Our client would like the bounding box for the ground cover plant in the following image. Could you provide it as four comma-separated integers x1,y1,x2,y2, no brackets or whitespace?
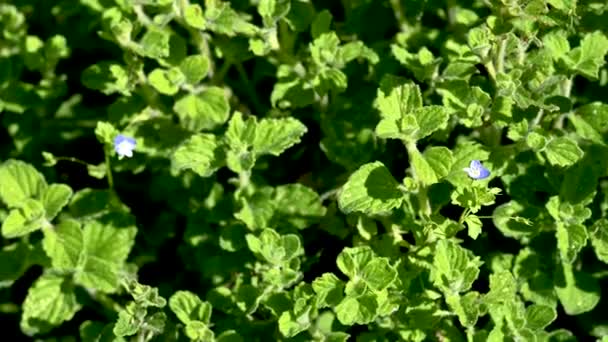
2,0,608,340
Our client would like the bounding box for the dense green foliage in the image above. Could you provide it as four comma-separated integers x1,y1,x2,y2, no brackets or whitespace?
2,0,608,340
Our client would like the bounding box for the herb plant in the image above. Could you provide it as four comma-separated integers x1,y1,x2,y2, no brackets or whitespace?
1,0,608,341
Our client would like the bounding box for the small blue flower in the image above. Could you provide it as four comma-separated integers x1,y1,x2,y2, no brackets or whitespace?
463,160,490,180
114,134,136,158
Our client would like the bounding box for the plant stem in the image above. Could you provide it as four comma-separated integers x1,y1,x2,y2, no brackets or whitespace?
239,170,251,189
458,208,471,225
52,156,90,167
404,140,432,217
495,37,507,75
104,148,114,190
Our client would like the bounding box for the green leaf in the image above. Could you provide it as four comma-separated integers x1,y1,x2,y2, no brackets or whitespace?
42,219,83,270
374,75,448,141
235,187,275,230
590,219,608,264
138,28,170,59
180,55,209,84
556,223,587,263
311,10,332,38
2,201,47,239
216,330,244,342
568,114,604,144
183,4,206,29
576,102,608,133
526,131,548,150
258,0,291,26
335,295,377,325
42,184,72,220
41,151,57,167
225,112,257,150
0,242,33,288
360,258,397,292
81,62,131,95
0,159,47,208
204,0,258,36
415,106,450,140
252,117,307,156
185,321,214,340
525,304,557,330
246,228,302,265
21,274,81,335
409,147,438,186
272,184,326,229
169,290,212,325
148,68,183,95
432,240,483,293
312,273,345,308
123,279,166,308
464,214,483,240
554,262,600,315
173,87,230,132
423,146,453,179
438,81,491,128
283,1,315,32
113,302,146,337
492,201,538,238
336,246,374,279
374,76,421,140
75,216,137,293
278,308,311,338
94,121,119,145
543,137,583,167
171,133,223,178
543,30,570,60
567,31,608,79
467,26,493,58
392,46,441,82
80,321,126,342
338,161,403,215
225,113,307,171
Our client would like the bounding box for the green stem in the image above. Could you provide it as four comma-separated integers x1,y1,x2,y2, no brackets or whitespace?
51,156,91,167
404,140,431,217
562,77,573,97
458,208,471,225
239,170,251,190
495,37,507,75
214,61,232,84
389,0,406,28
484,60,497,85
104,148,114,190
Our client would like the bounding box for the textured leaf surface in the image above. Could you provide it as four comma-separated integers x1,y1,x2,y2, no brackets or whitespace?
338,162,403,215
21,274,81,335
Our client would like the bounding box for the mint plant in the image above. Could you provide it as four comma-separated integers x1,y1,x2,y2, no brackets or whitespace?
2,0,608,341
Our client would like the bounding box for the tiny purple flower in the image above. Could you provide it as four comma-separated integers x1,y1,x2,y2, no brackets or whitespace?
463,160,490,180
114,134,136,158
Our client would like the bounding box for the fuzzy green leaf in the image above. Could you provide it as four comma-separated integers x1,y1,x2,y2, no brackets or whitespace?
543,137,583,167
173,87,230,132
74,216,137,293
169,291,212,325
43,184,73,220
338,162,403,215
0,159,47,208
172,133,223,177
21,274,81,335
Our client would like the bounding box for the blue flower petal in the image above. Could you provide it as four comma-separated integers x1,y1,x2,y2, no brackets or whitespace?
477,165,490,179
464,160,490,180
114,134,136,158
